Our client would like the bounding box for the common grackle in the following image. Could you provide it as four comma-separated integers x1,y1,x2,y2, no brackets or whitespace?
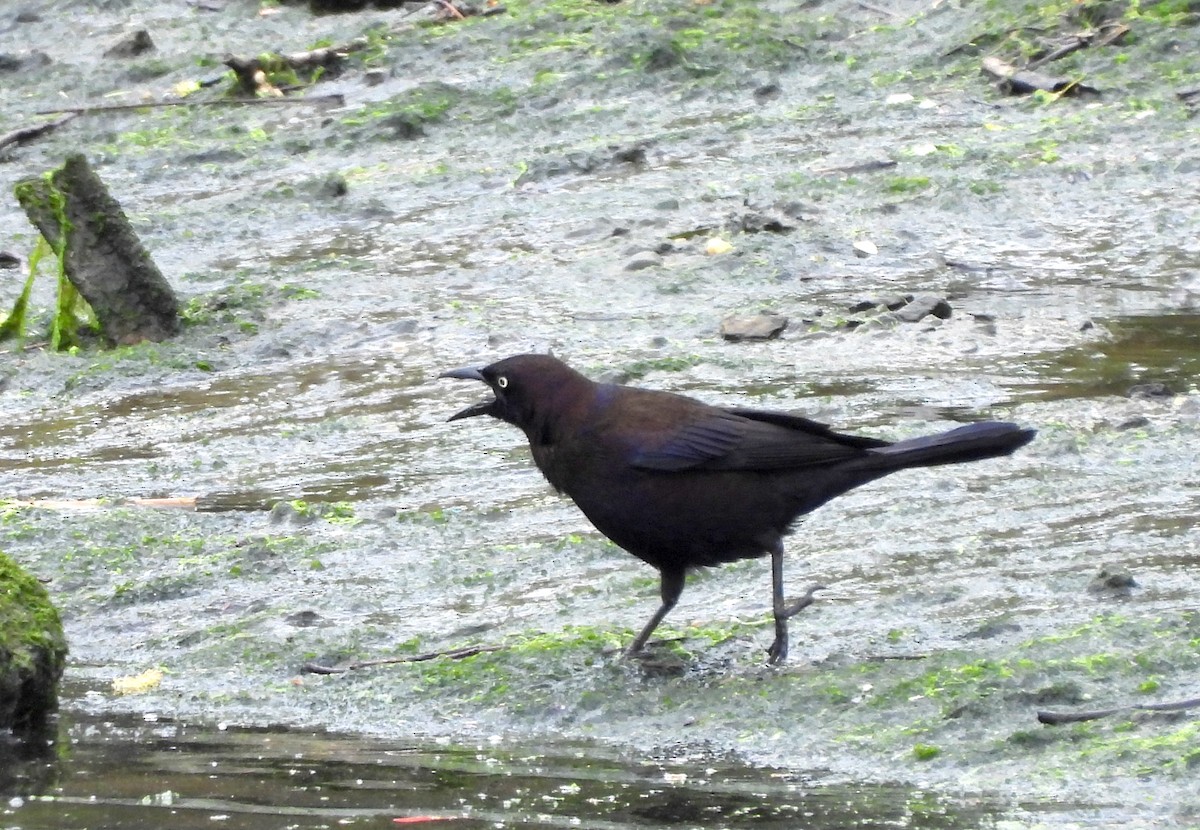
441,354,1034,663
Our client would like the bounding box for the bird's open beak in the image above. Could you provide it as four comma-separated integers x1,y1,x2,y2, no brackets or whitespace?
439,366,496,421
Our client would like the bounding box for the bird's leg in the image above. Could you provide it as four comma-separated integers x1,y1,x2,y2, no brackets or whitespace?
767,541,825,665
625,567,686,658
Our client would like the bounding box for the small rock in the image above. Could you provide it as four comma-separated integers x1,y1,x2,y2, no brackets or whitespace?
364,68,388,86
895,294,952,323
381,113,425,140
643,43,680,71
777,200,818,220
853,239,878,258
856,312,901,330
624,251,662,271
611,144,647,165
879,294,912,311
104,29,155,59
1115,415,1150,431
733,211,793,234
0,50,50,73
720,314,787,341
654,197,680,211
705,238,733,255
1127,382,1173,400
847,299,878,314
971,313,997,336
753,82,782,102
1087,566,1137,598
269,501,317,525
0,251,20,269
286,610,321,627
312,173,349,198
1030,680,1085,705
1175,394,1200,419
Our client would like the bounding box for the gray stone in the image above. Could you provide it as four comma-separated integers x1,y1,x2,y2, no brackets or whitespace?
895,294,952,323
720,314,787,341
1087,566,1137,598
1128,382,1173,400
104,29,155,59
624,251,662,271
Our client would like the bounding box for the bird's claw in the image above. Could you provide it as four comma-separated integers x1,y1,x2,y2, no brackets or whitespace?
767,583,825,664
766,637,787,665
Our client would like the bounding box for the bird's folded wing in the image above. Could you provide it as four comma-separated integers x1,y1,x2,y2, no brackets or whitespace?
628,408,887,472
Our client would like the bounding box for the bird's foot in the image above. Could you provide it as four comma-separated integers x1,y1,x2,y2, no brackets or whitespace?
767,584,826,665
766,635,788,665
624,635,687,661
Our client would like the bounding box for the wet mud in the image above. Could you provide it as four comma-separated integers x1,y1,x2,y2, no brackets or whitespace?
2,0,1199,826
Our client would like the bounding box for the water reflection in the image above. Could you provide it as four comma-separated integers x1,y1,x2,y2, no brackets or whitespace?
2,710,997,829
1017,312,1200,401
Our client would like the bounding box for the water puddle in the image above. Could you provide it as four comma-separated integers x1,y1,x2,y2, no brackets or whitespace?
1,710,1001,830
1015,312,1200,401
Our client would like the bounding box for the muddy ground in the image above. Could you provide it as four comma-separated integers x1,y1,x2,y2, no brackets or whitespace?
1,0,1199,826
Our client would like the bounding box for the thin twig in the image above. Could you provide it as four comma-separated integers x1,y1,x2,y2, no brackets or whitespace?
35,94,345,117
1027,36,1089,71
0,113,78,152
1038,695,1200,725
435,0,466,20
302,644,503,675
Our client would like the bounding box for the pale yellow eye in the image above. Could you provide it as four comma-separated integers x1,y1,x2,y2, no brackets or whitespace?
497,376,509,389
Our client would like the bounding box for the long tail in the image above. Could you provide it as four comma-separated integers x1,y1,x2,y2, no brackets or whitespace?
860,421,1035,472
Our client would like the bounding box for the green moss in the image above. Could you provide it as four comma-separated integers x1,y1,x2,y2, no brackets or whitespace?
913,743,941,761
0,551,66,667
0,550,68,730
8,163,97,350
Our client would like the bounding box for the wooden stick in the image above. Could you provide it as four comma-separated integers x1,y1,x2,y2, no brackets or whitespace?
0,113,78,152
35,94,345,117
9,497,199,511
1038,695,1200,725
1027,35,1090,71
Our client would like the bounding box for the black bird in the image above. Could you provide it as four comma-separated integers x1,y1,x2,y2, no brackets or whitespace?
441,354,1035,663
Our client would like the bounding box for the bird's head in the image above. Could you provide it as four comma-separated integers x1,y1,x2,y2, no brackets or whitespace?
440,354,591,433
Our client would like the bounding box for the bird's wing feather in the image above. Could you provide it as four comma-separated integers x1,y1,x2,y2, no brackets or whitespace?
628,407,889,472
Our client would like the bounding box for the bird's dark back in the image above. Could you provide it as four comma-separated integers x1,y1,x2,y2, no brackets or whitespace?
529,382,887,570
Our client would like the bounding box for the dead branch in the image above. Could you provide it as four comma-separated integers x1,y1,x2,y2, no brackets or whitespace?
225,37,371,95
35,94,345,117
981,55,1098,96
0,113,78,152
1027,35,1091,70
1038,695,1200,725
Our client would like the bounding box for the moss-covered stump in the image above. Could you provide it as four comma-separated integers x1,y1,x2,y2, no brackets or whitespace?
14,153,179,346
0,552,68,736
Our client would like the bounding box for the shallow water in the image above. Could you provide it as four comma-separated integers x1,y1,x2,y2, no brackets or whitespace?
4,708,1003,830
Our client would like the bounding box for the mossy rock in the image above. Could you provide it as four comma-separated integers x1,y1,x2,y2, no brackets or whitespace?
0,551,68,735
